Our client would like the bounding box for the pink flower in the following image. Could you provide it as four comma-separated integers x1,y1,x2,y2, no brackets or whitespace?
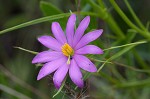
32,14,103,89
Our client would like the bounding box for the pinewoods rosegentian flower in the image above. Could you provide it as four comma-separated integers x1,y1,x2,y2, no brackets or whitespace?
32,14,103,89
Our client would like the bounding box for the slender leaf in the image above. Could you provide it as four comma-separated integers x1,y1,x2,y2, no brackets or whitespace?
0,84,31,99
0,13,70,35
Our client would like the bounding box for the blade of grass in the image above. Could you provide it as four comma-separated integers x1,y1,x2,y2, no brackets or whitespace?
0,13,70,35
110,0,150,40
14,46,38,55
90,57,150,73
103,41,147,51
0,84,31,99
87,0,125,39
124,0,146,30
0,64,49,99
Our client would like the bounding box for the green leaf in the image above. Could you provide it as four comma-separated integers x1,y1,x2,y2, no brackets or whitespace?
40,1,67,30
0,84,31,99
40,1,62,16
109,0,150,39
0,13,70,35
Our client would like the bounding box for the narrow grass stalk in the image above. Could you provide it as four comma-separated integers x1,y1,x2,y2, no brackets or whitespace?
0,64,49,99
110,0,150,40
87,0,125,39
98,44,138,72
124,0,146,30
14,46,38,54
0,13,70,35
0,84,31,99
103,41,147,51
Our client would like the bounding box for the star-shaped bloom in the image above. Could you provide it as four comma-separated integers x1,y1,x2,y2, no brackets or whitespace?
32,14,103,89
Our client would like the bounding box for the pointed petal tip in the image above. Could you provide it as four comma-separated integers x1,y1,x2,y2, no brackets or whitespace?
37,70,46,80
37,35,46,42
100,50,104,54
77,81,84,88
97,48,104,54
55,86,60,90
53,79,61,89
31,60,36,64
37,75,42,80
52,22,58,25
99,29,103,34
84,16,90,23
70,13,76,17
32,56,39,64
54,84,60,90
51,22,59,29
86,16,90,19
90,67,97,72
52,22,60,28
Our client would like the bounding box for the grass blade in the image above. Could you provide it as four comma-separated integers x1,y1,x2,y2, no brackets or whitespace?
0,13,70,35
0,84,31,99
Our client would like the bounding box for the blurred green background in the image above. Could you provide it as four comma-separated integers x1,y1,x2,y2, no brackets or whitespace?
0,0,150,99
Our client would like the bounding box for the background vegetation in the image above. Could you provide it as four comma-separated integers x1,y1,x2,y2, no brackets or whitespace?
0,0,150,99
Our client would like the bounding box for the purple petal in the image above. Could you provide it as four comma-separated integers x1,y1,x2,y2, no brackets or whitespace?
37,56,67,80
73,16,90,47
32,51,63,64
75,45,103,55
53,63,69,89
75,29,103,50
73,55,97,72
38,36,62,51
52,22,67,44
66,14,76,47
69,59,84,88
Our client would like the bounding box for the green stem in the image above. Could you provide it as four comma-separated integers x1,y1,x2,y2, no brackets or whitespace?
87,0,125,39
124,0,146,31
133,49,150,69
103,41,147,51
110,0,150,40
14,46,38,55
0,84,31,99
0,13,70,35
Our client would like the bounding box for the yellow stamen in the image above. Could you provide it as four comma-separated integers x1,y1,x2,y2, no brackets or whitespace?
61,43,74,65
61,43,74,57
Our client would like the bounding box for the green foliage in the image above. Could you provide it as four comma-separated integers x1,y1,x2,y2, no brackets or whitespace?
40,1,62,16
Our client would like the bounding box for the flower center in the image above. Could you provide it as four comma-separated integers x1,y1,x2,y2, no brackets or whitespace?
61,43,74,56
61,43,74,64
